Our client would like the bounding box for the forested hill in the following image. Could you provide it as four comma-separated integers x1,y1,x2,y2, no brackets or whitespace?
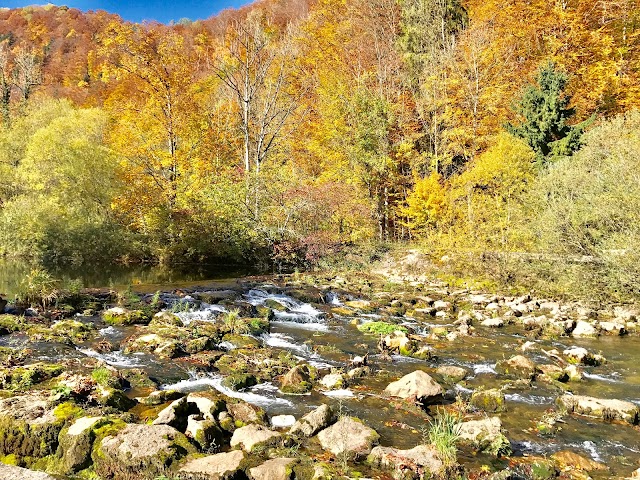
0,0,639,297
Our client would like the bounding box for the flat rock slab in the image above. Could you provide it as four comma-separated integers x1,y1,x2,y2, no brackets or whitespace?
178,450,247,480
289,404,333,437
368,444,444,478
317,416,379,457
249,457,297,480
0,464,58,480
230,424,282,452
0,394,57,425
384,370,443,405
558,395,639,424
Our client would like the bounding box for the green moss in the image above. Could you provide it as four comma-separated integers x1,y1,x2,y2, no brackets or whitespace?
53,402,84,421
91,368,123,389
103,309,151,326
221,373,258,391
0,453,18,465
357,321,408,335
0,363,64,390
0,315,23,335
470,389,506,413
281,380,312,394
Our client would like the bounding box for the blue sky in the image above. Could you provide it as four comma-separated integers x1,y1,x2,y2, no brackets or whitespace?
1,1,253,23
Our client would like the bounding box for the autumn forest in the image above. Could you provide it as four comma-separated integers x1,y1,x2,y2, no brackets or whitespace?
1,0,640,298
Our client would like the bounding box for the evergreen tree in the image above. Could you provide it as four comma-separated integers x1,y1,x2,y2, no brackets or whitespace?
506,62,590,165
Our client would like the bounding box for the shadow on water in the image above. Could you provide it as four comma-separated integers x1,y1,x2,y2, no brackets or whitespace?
0,258,262,298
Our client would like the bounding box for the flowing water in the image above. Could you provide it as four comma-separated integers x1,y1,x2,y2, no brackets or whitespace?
5,275,640,477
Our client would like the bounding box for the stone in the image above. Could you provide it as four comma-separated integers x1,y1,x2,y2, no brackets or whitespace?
139,390,184,406
185,414,226,451
630,467,640,478
458,417,511,456
368,444,445,479
0,464,58,479
563,347,605,366
436,366,468,383
470,388,506,412
571,320,598,337
152,396,190,430
551,450,608,472
227,401,267,426
598,321,626,335
317,416,379,457
230,424,282,452
96,424,195,478
564,364,583,381
319,373,346,390
558,395,639,424
271,415,296,428
433,300,451,311
495,355,537,379
289,404,334,437
384,370,444,405
480,318,504,328
249,457,298,480
538,364,569,382
178,450,247,480
187,391,227,419
280,364,313,394
59,416,105,473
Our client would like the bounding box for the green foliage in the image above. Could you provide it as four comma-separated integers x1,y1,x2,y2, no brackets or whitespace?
424,410,461,466
15,267,59,308
357,321,408,335
506,62,590,165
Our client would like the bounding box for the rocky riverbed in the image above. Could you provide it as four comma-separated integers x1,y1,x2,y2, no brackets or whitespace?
0,272,639,479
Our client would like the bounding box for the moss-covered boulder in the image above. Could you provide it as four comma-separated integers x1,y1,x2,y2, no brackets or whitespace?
458,416,511,457
470,388,506,413
102,307,151,326
317,416,379,458
230,424,282,452
57,416,107,474
178,450,247,480
557,395,639,424
123,333,183,358
495,355,538,379
249,457,298,480
0,363,63,391
221,373,258,391
280,364,313,394
94,423,195,479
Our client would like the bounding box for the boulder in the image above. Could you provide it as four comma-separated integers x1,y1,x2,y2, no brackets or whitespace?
289,404,334,437
481,318,504,328
178,450,247,480
96,424,195,478
558,395,639,424
230,424,282,452
436,366,468,383
470,389,506,412
551,450,608,473
271,415,296,428
185,414,226,451
319,373,346,390
139,390,184,406
58,416,105,473
317,416,379,457
0,464,58,479
152,396,191,430
187,391,226,419
368,444,445,479
598,321,626,335
571,321,598,337
458,417,511,456
227,401,267,426
280,364,313,394
563,347,605,366
495,355,537,379
249,457,298,480
384,370,443,405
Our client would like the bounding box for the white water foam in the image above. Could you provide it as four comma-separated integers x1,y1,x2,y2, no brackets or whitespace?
322,389,356,398
505,393,552,405
99,326,120,337
161,372,293,407
473,363,497,375
173,303,227,326
583,372,622,383
77,348,146,368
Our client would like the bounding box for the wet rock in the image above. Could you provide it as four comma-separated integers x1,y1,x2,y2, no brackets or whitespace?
221,373,258,391
289,404,334,437
249,457,298,480
564,364,583,381
280,364,313,394
562,347,605,366
178,450,247,480
317,416,379,457
230,424,282,452
368,444,445,479
384,370,444,405
152,396,191,430
0,464,58,479
558,395,639,424
571,320,598,337
319,373,346,390
150,311,184,327
598,321,626,335
470,388,506,412
433,300,451,311
96,424,195,478
550,450,608,473
630,467,640,478
495,355,537,379
58,416,105,473
103,307,151,326
436,366,468,383
124,333,182,358
221,334,261,349
96,384,137,411
481,318,504,328
458,417,511,456
139,390,184,406
538,364,569,382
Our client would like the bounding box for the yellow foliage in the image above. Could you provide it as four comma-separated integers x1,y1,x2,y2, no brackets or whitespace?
402,171,446,234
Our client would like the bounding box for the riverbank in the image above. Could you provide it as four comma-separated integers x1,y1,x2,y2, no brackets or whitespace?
0,266,638,479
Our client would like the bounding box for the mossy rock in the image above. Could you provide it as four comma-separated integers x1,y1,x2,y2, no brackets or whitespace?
221,373,258,391
149,311,184,327
221,334,261,350
256,306,276,321
246,317,270,335
91,367,125,390
358,321,408,335
265,299,288,312
0,363,64,391
470,389,506,413
102,308,151,326
184,337,213,354
0,315,24,335
121,369,157,389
